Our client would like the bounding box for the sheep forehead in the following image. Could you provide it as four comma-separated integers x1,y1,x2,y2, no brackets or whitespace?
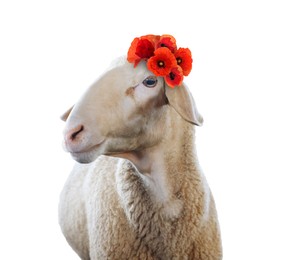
108,57,154,86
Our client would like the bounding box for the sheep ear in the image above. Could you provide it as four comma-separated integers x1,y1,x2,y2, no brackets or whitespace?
165,83,203,126
60,106,74,122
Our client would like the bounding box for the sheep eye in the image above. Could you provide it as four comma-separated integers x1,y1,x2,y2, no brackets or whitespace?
143,76,157,88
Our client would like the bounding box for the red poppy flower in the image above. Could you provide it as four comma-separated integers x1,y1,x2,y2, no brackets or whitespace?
174,47,192,76
128,34,193,88
165,66,184,88
127,36,157,67
147,47,177,76
142,34,160,46
135,38,155,59
157,35,177,53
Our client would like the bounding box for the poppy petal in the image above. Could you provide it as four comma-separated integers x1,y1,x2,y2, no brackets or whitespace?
127,37,141,66
147,47,177,76
135,39,155,59
174,48,193,76
157,35,177,53
165,66,184,88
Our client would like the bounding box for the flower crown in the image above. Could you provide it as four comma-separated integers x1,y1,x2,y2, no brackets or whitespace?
127,34,192,88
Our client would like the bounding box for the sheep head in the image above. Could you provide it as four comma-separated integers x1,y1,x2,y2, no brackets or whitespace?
62,59,203,164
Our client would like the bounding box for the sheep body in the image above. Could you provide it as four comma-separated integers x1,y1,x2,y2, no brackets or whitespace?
59,60,222,259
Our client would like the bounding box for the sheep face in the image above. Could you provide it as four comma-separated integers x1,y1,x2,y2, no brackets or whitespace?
62,60,168,163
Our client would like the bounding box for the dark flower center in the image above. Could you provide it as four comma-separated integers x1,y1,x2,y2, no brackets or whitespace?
177,57,182,64
169,72,175,80
157,61,164,67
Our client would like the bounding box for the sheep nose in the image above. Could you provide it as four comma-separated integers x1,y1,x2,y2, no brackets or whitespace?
63,124,85,151
68,125,84,141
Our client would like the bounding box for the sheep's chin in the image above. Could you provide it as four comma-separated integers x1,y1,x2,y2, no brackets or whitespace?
70,147,104,164
70,151,97,164
68,140,108,164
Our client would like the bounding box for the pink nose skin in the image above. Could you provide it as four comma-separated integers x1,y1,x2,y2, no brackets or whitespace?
64,124,85,152
69,125,84,141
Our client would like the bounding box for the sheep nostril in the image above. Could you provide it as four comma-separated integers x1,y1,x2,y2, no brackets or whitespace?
70,125,84,141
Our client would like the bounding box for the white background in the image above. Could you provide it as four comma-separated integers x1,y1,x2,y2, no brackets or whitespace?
0,0,284,259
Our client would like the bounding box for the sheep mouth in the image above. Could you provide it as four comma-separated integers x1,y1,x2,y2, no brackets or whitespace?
69,140,106,164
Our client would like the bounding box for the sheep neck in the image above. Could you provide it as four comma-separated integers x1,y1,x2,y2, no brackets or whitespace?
114,111,203,257
116,109,199,219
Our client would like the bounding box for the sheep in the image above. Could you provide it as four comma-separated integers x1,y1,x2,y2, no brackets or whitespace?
59,55,222,259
